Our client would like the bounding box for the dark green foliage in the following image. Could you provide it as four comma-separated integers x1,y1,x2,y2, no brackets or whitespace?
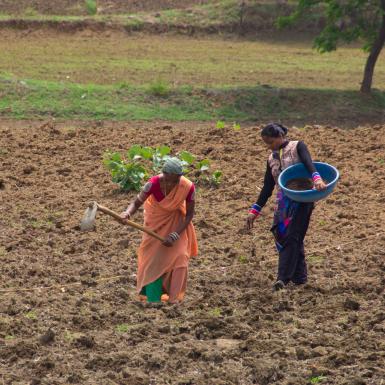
103,145,222,191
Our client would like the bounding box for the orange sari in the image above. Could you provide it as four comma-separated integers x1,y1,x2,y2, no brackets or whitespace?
137,176,198,300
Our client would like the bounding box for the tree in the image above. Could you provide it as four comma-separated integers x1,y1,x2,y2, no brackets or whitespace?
278,0,385,93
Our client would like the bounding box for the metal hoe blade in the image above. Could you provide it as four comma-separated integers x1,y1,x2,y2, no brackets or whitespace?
80,201,98,231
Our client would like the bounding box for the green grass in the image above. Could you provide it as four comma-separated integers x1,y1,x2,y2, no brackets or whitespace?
147,80,171,97
23,7,39,18
0,13,96,21
154,0,244,26
1,34,383,90
0,0,320,34
0,0,290,27
85,0,97,16
0,24,384,124
1,76,385,123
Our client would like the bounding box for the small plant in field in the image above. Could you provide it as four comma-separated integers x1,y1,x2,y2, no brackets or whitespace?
103,151,148,191
196,159,209,172
378,158,384,164
180,156,222,188
85,0,97,15
179,150,196,170
103,145,223,192
64,330,74,342
4,335,14,340
116,323,130,333
198,168,222,188
64,330,85,342
308,255,324,264
147,80,171,97
238,255,248,264
319,219,326,226
309,375,327,384
216,120,225,129
200,258,210,265
233,122,241,131
211,170,222,187
29,218,54,229
210,307,222,317
25,311,37,320
23,7,39,17
117,82,131,90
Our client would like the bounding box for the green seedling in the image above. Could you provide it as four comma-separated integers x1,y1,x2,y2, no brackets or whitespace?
309,375,327,384
239,255,248,264
216,120,225,129
210,307,222,317
25,311,37,320
115,323,130,333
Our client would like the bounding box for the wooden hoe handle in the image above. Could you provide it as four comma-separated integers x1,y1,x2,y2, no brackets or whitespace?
96,204,165,242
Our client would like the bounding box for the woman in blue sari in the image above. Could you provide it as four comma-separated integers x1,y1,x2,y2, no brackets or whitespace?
246,123,326,291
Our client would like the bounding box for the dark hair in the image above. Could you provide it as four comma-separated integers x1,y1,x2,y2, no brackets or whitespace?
261,123,288,138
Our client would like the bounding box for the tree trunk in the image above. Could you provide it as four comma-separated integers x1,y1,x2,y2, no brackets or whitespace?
361,0,385,93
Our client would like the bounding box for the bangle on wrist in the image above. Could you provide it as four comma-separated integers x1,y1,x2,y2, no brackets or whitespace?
249,203,261,216
169,232,180,242
312,172,321,182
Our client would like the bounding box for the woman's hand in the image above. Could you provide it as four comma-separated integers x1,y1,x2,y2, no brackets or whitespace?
162,237,174,247
246,213,257,230
163,232,179,247
314,179,327,191
120,210,131,223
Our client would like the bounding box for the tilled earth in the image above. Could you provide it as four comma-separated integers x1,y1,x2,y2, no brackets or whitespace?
0,120,384,385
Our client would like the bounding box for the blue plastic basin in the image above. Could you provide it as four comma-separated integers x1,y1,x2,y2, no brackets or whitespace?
278,162,339,203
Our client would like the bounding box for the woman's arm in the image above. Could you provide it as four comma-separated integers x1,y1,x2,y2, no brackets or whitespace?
176,200,195,235
120,181,152,219
255,161,275,209
297,141,327,190
121,196,144,219
297,141,317,174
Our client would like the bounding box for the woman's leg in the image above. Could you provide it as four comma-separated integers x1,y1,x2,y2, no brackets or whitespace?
277,238,302,284
168,267,187,303
292,242,307,285
144,276,163,303
277,202,313,285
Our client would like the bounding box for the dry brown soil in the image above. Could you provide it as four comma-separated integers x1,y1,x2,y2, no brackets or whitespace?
0,120,384,384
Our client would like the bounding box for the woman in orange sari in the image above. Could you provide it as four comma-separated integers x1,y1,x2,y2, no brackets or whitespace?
121,158,198,304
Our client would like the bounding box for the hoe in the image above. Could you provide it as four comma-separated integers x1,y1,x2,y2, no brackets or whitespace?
80,201,165,242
